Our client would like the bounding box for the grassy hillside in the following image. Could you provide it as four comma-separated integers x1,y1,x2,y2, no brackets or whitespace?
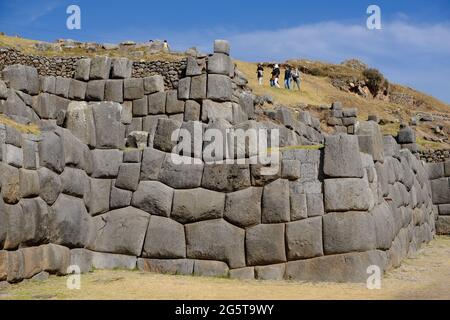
235,60,450,149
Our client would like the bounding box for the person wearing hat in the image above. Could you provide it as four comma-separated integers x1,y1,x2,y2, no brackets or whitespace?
257,64,264,86
271,64,281,88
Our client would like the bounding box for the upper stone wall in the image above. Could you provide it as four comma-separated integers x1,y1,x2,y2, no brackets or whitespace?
0,47,186,89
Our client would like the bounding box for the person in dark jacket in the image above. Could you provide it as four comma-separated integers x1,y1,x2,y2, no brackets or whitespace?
257,64,264,86
284,66,292,89
271,64,281,88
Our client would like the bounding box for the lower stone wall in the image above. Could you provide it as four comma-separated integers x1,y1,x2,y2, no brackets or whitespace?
425,161,450,234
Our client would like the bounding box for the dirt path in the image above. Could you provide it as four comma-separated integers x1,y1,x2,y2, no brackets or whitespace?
1,236,449,300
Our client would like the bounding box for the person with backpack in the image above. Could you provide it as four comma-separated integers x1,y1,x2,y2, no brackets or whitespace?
292,67,301,90
257,64,264,86
272,64,281,88
284,66,292,89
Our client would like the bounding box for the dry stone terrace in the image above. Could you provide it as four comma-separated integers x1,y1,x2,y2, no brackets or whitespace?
0,40,448,284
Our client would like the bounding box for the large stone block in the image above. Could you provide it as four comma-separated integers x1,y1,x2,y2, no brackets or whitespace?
171,188,225,223
208,53,232,75
254,264,285,281
224,187,262,227
104,80,124,103
148,91,167,114
229,267,255,280
262,179,290,223
65,101,96,147
110,182,132,209
20,198,50,246
436,216,450,235
74,58,91,81
186,219,245,268
144,75,165,94
324,178,372,212
3,203,24,249
207,74,232,102
4,144,23,168
158,153,204,189
142,216,185,258
286,217,323,260
115,163,141,191
92,101,123,149
166,90,185,114
86,178,111,216
306,193,324,217
87,207,149,256
111,57,132,79
131,181,173,217
193,260,229,278
426,162,444,180
356,121,385,162
184,100,201,121
185,56,202,76
89,56,111,80
214,40,230,55
38,167,61,205
189,74,207,100
323,135,363,178
152,118,182,153
140,147,165,180
201,100,233,123
430,178,450,204
61,129,90,171
41,244,70,275
0,163,20,204
68,79,87,100
323,211,376,254
124,78,144,100
60,167,88,198
177,77,191,100
19,169,39,198
132,96,148,116
397,126,416,144
90,149,122,178
49,194,90,248
202,163,251,192
86,80,106,101
39,131,65,173
285,250,387,283
290,191,308,221
137,258,194,275
6,250,24,283
2,65,39,95
246,224,286,266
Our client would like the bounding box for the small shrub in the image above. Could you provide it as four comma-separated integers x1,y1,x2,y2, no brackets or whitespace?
363,68,385,95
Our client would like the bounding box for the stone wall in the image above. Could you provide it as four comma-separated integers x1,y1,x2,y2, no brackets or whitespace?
0,40,441,284
425,161,450,235
0,47,186,89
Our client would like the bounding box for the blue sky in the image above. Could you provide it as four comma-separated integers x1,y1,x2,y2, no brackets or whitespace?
1,0,450,103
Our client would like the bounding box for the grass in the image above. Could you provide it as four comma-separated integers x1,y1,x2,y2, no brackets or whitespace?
0,114,40,135
1,236,449,300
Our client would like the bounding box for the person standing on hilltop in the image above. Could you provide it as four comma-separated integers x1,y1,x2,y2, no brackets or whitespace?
257,64,264,86
292,67,301,90
272,64,281,88
163,40,170,52
284,66,292,89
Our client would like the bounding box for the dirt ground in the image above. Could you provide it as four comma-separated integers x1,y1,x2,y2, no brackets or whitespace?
1,236,449,300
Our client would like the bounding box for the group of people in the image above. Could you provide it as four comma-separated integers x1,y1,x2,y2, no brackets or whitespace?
257,64,301,90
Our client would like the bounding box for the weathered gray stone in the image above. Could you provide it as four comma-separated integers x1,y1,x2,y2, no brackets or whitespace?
194,260,229,277
39,76,56,94
324,178,372,212
224,187,262,227
323,211,376,254
426,162,444,180
281,160,301,180
438,204,450,215
207,74,232,101
39,131,64,173
262,179,290,223
229,267,254,280
137,258,194,275
92,101,123,149
2,65,39,95
6,250,24,283
3,203,24,249
37,167,61,205
4,144,23,168
246,224,286,266
444,161,450,177
142,216,185,258
109,182,132,209
139,147,164,180
111,57,132,79
68,79,87,100
208,53,232,75
356,121,385,162
132,96,148,116
185,56,202,76
159,154,204,189
285,250,387,283
148,91,166,114
89,56,111,80
290,191,307,221
189,74,207,100
65,101,96,147
430,178,450,204
166,90,185,114
121,101,132,124
19,169,39,198
123,149,141,163
49,194,90,248
397,126,416,144
86,178,111,216
20,197,49,246
171,188,225,223
90,149,122,178
124,78,144,100
324,135,364,178
115,163,141,191
202,163,251,192
184,100,201,121
306,193,324,217
239,92,255,119
74,58,91,81
201,100,233,123
131,181,173,217
55,76,71,98
254,264,285,281
87,207,149,256
436,216,450,235
214,40,230,55
186,219,245,268
138,76,163,97
152,118,181,152
60,168,88,198
286,217,323,260
104,79,124,103
41,243,70,275
177,77,191,100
